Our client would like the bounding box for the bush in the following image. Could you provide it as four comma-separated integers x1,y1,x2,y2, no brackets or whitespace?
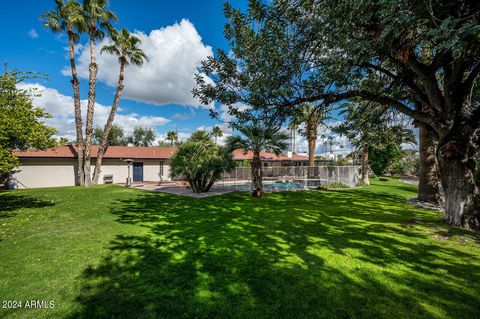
170,131,235,193
390,150,419,176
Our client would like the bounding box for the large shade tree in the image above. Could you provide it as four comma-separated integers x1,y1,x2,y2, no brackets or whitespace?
127,126,156,147
226,122,289,198
92,124,127,146
42,0,86,185
92,27,146,184
0,70,57,179
195,0,480,228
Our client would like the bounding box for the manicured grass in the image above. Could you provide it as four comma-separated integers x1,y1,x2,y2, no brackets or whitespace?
0,180,479,318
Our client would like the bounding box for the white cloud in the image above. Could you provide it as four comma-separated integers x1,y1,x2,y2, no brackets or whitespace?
67,19,213,108
28,29,39,39
18,83,169,141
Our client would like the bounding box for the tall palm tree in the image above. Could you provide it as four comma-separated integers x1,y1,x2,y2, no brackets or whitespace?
211,126,223,144
166,130,178,146
42,0,86,185
287,121,297,153
294,104,325,167
82,0,118,186
92,28,146,184
226,123,288,198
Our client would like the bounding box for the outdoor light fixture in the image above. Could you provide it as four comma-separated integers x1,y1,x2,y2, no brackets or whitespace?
123,159,134,187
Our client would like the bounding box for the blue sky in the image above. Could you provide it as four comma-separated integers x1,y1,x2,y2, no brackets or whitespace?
0,0,249,143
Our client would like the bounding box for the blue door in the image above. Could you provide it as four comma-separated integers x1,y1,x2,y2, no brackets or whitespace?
133,162,144,182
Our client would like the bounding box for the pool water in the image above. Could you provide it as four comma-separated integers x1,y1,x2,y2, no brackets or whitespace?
222,180,322,192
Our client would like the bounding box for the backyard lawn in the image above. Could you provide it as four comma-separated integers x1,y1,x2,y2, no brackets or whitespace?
0,180,479,319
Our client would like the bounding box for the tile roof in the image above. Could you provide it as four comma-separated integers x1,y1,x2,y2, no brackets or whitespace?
231,149,308,161
13,145,308,161
13,145,177,159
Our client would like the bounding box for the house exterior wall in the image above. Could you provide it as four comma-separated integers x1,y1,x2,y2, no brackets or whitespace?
97,159,171,184
13,158,77,189
14,158,171,189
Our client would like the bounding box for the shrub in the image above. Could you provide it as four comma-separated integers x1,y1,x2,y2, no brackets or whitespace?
170,131,235,193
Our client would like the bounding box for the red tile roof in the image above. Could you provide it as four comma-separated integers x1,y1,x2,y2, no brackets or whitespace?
231,149,308,161
13,145,177,159
13,145,308,162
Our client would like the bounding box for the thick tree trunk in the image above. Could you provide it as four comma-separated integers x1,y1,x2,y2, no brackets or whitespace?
361,144,370,185
437,140,480,229
251,153,263,198
83,28,98,187
68,29,85,186
92,60,126,184
417,125,440,203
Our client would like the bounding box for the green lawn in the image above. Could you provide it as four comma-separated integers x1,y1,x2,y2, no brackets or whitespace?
0,180,479,319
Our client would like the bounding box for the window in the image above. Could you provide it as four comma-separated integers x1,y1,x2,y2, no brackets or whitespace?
159,161,164,176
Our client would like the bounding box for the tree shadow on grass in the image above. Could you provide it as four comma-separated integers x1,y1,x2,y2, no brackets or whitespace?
70,190,480,318
0,192,55,217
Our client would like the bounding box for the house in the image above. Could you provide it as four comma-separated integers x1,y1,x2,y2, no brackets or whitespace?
12,145,308,189
232,150,309,167
12,145,175,189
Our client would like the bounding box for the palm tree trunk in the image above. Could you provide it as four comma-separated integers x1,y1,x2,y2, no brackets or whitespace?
92,59,126,185
307,126,317,179
83,27,98,186
251,152,263,198
68,28,85,186
417,125,440,203
361,144,370,185
307,129,316,167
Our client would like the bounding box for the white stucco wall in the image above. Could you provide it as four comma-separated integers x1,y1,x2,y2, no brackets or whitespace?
14,158,171,189
13,158,77,189
97,159,171,184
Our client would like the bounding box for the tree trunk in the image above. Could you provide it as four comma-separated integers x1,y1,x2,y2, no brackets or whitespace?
307,126,317,179
83,28,98,187
251,153,263,198
437,150,480,228
417,125,440,203
307,131,316,167
92,59,126,185
68,28,85,186
361,144,370,185
205,179,215,192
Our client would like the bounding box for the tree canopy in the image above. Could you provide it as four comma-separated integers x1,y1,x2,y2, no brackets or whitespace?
194,0,480,228
0,70,57,175
126,126,156,147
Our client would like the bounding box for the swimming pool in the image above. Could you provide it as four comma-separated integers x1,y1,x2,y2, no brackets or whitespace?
221,180,322,192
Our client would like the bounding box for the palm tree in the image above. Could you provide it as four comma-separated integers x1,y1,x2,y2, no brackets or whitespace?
42,0,86,185
287,121,297,153
294,104,325,167
211,126,223,144
82,0,118,186
166,130,178,146
226,123,288,198
92,28,146,184
170,131,235,193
